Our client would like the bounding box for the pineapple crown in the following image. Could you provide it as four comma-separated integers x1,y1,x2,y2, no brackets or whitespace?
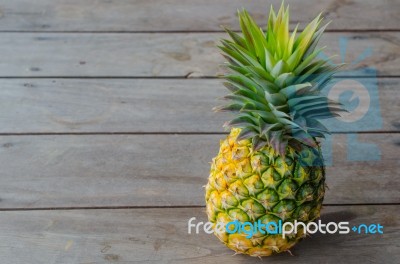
215,3,345,155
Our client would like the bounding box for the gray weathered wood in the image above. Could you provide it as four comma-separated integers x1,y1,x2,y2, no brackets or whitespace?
0,0,398,32
0,134,398,208
0,78,397,133
0,32,397,77
1,1,397,263
0,206,397,263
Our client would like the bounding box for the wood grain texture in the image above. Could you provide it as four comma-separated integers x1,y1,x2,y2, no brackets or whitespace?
0,32,398,77
0,78,397,133
0,0,398,32
0,134,398,208
0,206,397,263
0,1,397,263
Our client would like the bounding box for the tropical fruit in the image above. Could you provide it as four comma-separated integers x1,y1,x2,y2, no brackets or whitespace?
205,3,344,257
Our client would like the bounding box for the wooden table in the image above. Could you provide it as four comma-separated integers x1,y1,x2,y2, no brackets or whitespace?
0,1,399,263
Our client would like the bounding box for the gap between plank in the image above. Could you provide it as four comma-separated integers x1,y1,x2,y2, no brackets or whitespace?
0,29,398,34
0,203,398,211
0,76,397,79
0,131,398,136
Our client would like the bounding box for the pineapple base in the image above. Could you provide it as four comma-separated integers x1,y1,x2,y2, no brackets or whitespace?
205,129,325,257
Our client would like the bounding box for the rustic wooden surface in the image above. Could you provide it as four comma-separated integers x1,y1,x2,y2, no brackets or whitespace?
0,0,399,263
0,78,398,133
0,0,398,31
0,206,398,264
0,133,399,208
0,32,398,77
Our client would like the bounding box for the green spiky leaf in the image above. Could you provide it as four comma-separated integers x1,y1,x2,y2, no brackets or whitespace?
215,3,345,153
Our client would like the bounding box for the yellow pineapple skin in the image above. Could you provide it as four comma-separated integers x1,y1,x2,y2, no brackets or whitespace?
205,129,325,257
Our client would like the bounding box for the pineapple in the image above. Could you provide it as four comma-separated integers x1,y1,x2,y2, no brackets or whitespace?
205,4,344,257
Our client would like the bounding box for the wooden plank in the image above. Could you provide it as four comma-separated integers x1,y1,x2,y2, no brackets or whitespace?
0,134,398,208
0,0,398,31
0,32,397,77
0,206,397,263
0,78,397,133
